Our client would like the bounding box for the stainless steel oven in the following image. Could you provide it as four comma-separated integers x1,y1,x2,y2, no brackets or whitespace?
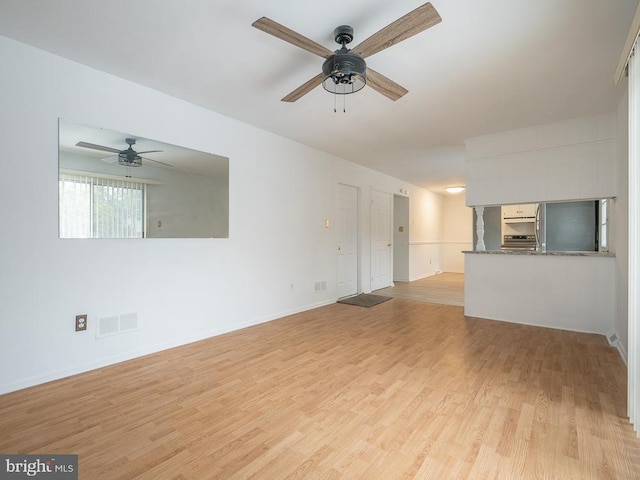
502,234,536,250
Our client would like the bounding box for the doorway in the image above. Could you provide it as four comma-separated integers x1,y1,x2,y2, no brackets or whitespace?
336,183,358,298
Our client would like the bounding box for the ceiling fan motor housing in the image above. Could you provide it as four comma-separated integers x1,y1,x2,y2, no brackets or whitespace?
333,25,354,45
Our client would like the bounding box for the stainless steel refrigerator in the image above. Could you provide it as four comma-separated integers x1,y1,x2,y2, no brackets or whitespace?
543,201,598,252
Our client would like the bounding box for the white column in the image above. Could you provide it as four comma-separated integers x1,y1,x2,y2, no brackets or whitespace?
475,206,486,251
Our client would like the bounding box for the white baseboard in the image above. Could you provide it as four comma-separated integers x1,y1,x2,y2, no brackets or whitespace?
606,330,628,367
617,340,628,367
408,271,438,282
462,309,604,336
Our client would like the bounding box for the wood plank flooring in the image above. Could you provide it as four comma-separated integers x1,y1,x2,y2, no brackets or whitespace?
1,300,639,479
376,272,465,306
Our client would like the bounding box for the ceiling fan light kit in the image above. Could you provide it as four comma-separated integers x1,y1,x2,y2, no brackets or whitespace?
118,155,142,167
252,2,442,103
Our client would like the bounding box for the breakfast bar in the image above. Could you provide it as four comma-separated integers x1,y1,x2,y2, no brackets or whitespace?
463,250,615,334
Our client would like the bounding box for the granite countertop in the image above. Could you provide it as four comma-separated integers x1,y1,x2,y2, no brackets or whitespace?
463,250,615,257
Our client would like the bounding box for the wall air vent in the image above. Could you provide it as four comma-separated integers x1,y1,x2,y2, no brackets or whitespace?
98,316,119,337
119,313,138,332
97,313,139,339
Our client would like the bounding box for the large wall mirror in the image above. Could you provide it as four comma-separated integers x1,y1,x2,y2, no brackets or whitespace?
58,120,229,238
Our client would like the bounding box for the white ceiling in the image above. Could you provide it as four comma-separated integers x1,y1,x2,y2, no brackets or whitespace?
0,0,636,193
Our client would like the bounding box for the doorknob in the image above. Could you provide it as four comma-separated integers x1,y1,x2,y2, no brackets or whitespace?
338,246,341,251
387,243,392,247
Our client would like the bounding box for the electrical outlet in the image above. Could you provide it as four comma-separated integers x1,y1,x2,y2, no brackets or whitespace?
75,314,87,332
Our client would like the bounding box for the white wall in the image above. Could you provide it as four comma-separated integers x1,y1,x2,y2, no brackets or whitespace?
442,193,472,273
407,189,445,280
465,113,617,206
615,88,630,362
463,113,623,338
0,36,443,394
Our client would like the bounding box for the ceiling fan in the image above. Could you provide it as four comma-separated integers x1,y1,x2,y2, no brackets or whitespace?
75,138,172,167
252,2,441,102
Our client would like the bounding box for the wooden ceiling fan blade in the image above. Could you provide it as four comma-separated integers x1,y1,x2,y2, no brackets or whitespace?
144,157,173,167
366,68,408,101
352,2,442,59
76,141,121,154
281,73,323,102
252,17,333,58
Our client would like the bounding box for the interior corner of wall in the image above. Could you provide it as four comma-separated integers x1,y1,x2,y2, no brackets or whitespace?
617,339,629,367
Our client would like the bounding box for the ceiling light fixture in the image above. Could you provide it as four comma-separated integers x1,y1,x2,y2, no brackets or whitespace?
445,186,465,194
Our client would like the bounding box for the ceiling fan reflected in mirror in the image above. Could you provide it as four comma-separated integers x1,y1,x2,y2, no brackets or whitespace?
252,2,442,102
75,138,172,168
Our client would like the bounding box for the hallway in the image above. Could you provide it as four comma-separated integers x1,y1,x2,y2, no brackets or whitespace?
375,272,464,307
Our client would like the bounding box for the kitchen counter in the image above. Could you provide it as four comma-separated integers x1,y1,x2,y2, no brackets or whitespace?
463,250,615,257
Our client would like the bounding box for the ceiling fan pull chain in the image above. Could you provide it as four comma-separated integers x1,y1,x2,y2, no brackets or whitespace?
343,92,346,113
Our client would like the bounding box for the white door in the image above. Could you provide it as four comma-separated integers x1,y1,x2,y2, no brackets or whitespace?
337,184,358,298
371,189,392,291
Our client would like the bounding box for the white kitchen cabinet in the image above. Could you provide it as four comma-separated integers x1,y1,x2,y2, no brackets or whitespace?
502,204,537,222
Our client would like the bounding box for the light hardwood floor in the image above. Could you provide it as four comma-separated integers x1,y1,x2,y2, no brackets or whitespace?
376,272,465,307
1,300,639,479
